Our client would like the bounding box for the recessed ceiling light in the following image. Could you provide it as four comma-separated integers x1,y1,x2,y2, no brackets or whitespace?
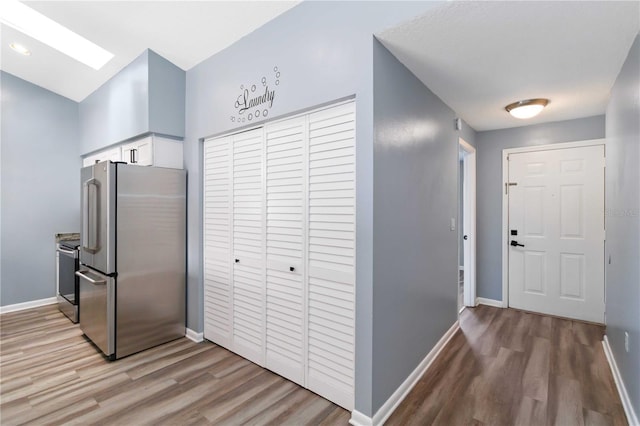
9,42,31,56
0,0,114,69
505,99,549,119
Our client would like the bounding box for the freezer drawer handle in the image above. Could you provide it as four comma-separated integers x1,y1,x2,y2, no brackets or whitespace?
76,270,106,285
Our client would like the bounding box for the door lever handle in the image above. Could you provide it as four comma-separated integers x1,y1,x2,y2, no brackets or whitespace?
510,240,525,247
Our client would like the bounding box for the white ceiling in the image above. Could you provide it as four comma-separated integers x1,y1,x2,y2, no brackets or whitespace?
1,1,638,132
1,1,299,102
378,1,640,131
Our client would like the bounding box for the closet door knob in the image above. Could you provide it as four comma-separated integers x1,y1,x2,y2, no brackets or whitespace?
235,259,240,263
290,266,295,272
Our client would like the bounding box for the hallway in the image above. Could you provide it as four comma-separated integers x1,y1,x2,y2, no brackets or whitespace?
387,305,627,425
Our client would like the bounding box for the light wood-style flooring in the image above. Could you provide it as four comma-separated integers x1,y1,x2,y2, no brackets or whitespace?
1,304,626,425
388,305,627,426
0,305,349,425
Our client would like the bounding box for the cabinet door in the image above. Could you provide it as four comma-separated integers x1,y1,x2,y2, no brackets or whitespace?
231,128,265,365
306,102,355,411
135,137,153,166
121,143,135,164
107,147,121,162
121,137,152,166
264,117,306,385
203,135,233,347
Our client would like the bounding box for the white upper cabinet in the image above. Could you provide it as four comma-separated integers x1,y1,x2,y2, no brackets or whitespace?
83,135,183,169
120,135,183,168
82,146,121,167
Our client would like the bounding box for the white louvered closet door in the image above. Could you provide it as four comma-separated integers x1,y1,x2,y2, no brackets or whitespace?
231,128,265,366
306,102,356,411
203,101,355,412
203,135,232,347
264,117,306,385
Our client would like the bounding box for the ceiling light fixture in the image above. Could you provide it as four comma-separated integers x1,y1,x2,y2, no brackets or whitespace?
505,98,549,119
9,42,30,56
0,0,114,69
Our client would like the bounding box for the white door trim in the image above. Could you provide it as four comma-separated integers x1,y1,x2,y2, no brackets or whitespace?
501,138,605,308
459,138,476,308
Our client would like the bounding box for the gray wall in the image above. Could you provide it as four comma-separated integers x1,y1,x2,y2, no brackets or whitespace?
148,50,186,138
475,116,605,300
79,51,149,154
185,1,442,416
79,49,185,156
372,40,459,411
1,71,80,306
605,33,640,416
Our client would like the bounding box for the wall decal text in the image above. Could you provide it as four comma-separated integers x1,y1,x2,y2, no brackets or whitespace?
231,66,281,123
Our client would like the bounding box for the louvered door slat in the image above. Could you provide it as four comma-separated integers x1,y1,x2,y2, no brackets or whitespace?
203,136,232,347
232,128,265,366
265,117,306,386
307,101,355,411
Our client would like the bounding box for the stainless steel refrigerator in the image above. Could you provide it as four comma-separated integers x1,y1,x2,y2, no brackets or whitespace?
78,161,186,360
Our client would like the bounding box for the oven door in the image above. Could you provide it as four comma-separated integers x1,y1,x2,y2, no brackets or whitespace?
57,245,79,323
57,246,79,304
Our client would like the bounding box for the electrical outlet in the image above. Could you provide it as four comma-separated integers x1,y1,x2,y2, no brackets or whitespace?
625,332,630,352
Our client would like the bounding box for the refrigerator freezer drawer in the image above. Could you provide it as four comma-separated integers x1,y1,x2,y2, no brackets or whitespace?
77,269,115,357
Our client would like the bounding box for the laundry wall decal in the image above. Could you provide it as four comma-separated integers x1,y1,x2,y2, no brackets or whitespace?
231,66,280,123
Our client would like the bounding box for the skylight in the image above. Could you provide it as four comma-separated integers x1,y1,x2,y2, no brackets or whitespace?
0,0,114,70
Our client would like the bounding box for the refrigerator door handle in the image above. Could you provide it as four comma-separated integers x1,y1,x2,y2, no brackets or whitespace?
82,178,100,253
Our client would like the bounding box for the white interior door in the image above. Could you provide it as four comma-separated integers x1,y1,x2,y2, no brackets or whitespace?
264,117,306,385
460,139,476,308
203,135,233,347
202,100,355,412
508,145,605,323
306,102,355,410
231,128,265,365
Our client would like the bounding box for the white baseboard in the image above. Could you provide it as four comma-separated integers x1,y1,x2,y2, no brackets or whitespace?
0,297,57,314
349,410,372,426
185,328,204,343
349,320,460,426
603,335,639,426
475,297,504,308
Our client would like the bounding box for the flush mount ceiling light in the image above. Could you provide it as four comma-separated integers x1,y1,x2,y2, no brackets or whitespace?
9,42,30,56
0,0,114,69
505,98,549,119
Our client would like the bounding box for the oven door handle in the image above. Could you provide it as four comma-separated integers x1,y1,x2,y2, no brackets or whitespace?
75,270,106,285
58,247,77,256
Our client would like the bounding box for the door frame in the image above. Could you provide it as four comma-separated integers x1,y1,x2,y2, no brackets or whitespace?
459,138,476,308
501,138,605,307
